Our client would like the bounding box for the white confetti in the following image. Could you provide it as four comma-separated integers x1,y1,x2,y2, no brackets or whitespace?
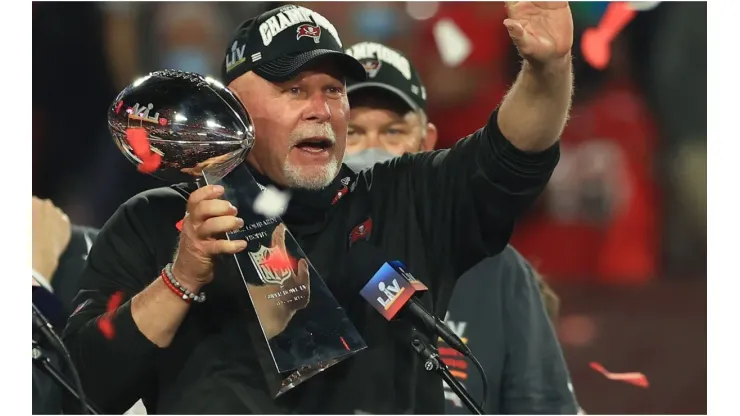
253,185,290,218
433,18,472,68
627,2,661,11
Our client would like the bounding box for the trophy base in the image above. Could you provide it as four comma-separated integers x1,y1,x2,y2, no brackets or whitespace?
275,356,351,398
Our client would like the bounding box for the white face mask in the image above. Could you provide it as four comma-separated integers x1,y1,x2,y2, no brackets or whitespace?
343,148,398,172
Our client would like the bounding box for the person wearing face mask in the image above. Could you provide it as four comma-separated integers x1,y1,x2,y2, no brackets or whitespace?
345,41,580,414
343,43,438,171
152,3,225,77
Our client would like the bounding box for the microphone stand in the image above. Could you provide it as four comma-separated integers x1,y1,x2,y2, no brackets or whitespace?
410,333,484,415
32,303,101,415
32,340,100,415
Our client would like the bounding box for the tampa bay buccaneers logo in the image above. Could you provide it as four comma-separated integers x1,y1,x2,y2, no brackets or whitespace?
296,24,321,43
349,217,373,246
361,58,382,78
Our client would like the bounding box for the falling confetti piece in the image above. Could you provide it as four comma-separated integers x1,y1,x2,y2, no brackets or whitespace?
581,2,637,70
107,291,124,312
589,361,649,388
97,291,124,340
627,1,661,11
98,319,114,340
125,127,162,174
138,155,162,174
253,185,290,218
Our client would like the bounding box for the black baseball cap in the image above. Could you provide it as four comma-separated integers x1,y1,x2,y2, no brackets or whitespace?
221,5,367,85
345,42,427,112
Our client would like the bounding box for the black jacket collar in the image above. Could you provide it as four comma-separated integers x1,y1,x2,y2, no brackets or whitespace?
247,164,356,232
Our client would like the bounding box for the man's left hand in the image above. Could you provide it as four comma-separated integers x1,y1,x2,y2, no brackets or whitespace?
504,2,574,66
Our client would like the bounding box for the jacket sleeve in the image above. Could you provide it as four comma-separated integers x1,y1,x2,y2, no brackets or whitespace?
402,108,560,277
62,194,162,414
500,249,579,414
52,225,100,313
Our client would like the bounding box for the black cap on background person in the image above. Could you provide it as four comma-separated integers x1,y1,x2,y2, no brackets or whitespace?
221,4,367,85
345,41,428,112
343,42,437,172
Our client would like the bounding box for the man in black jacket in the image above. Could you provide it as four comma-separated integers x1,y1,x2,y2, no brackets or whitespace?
343,41,578,414
64,3,574,414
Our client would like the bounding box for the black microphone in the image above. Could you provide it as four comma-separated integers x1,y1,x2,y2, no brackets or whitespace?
347,242,472,357
32,303,60,345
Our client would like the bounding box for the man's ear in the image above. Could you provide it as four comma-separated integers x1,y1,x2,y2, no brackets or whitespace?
422,122,438,151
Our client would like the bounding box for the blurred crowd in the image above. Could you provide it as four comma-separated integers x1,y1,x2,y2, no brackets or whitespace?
32,2,706,413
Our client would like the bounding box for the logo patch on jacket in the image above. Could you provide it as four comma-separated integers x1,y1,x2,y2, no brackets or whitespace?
349,217,373,246
332,176,352,205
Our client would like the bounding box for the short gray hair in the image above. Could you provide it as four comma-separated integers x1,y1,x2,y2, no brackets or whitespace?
417,109,428,139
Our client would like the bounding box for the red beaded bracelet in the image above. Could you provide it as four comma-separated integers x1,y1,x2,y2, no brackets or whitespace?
160,264,206,304
161,269,191,303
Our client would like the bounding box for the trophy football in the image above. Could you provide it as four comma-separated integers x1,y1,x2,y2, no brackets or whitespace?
107,70,366,397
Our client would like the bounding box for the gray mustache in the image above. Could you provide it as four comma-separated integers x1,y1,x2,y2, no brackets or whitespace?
289,124,336,146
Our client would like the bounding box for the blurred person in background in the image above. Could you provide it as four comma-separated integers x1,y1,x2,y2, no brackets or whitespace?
295,2,415,52
410,2,517,150
32,197,99,414
642,2,706,278
344,40,578,414
509,13,660,284
62,2,574,413
32,2,116,225
101,1,280,88
151,2,226,76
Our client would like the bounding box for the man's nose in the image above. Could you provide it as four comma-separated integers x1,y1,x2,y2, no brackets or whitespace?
363,131,381,148
303,93,331,123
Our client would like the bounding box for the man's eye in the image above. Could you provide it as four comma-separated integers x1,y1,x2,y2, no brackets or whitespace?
289,87,301,95
327,86,344,96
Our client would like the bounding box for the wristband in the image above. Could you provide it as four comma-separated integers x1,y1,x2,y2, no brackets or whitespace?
161,263,206,303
